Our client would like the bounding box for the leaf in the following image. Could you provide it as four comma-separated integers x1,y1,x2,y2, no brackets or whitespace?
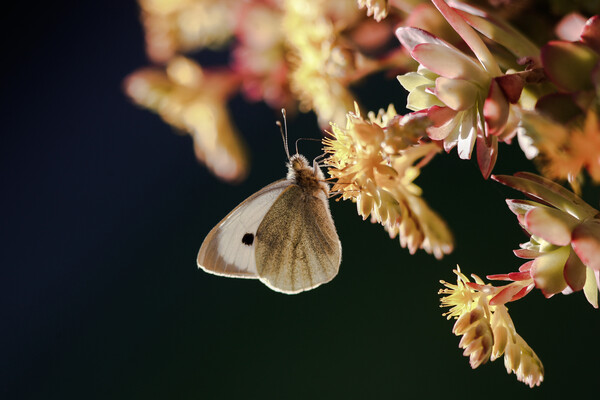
492,173,598,220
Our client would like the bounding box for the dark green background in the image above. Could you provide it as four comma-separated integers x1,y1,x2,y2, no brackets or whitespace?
2,1,598,398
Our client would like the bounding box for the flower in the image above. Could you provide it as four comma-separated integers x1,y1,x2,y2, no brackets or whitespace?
493,172,600,307
124,57,249,182
324,104,453,258
519,109,600,192
231,1,294,109
440,267,544,387
283,0,359,127
542,15,600,93
517,15,600,189
453,304,493,369
138,0,239,62
395,0,539,178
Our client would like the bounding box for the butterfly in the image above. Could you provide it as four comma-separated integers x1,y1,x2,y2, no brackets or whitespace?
197,117,341,294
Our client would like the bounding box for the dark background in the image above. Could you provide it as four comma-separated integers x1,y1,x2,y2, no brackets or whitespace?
2,1,598,399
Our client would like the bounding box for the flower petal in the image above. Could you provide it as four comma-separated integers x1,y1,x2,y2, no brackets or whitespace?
519,261,534,272
510,284,534,302
555,13,587,41
563,248,587,291
582,267,599,308
581,15,600,53
531,246,570,297
495,74,524,104
524,206,580,246
430,0,502,76
426,106,459,140
397,71,433,91
457,110,477,159
476,130,497,179
571,219,600,270
443,122,460,152
411,43,489,83
406,85,446,111
541,41,599,92
490,284,523,305
484,79,509,135
508,271,532,281
505,199,540,217
435,77,479,111
395,26,454,53
513,248,543,259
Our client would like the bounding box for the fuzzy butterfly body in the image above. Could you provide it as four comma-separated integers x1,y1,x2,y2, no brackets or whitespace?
197,154,341,294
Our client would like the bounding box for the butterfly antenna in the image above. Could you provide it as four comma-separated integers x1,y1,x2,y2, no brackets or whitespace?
312,152,327,165
294,137,322,156
276,108,291,160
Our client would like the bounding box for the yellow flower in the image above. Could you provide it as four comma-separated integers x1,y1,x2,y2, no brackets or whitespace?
490,306,544,388
439,267,482,319
138,0,238,62
440,267,544,387
124,57,248,182
283,0,360,127
453,305,493,369
324,104,453,258
519,110,600,191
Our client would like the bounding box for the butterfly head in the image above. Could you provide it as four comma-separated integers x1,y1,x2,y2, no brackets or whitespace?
287,154,329,195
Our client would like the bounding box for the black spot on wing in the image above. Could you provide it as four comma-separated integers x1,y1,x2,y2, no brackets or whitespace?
242,233,254,246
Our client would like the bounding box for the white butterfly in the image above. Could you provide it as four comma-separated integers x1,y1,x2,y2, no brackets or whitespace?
197,132,342,294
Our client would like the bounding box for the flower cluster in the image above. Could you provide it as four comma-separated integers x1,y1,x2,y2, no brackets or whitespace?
440,267,544,387
324,104,453,258
493,172,600,307
138,0,238,63
440,171,600,386
126,0,600,388
125,0,402,181
516,15,600,192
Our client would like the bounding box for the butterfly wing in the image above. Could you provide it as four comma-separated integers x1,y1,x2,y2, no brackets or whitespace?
197,180,291,279
255,185,342,294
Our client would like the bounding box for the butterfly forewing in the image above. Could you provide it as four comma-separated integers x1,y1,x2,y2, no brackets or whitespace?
255,185,341,294
197,180,290,278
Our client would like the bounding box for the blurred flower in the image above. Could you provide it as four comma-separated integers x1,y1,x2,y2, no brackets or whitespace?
324,104,453,258
232,1,294,109
542,15,600,93
232,0,296,111
554,12,589,42
493,172,600,307
138,0,239,63
517,14,600,189
519,109,600,191
283,0,360,127
124,57,248,182
440,267,544,387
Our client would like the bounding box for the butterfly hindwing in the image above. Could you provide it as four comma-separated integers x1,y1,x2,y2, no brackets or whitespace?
197,180,291,278
255,184,341,293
